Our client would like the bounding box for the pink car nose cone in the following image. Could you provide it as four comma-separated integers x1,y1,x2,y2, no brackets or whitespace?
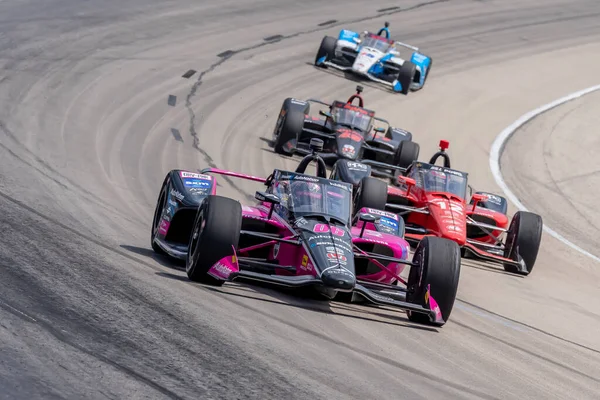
321,268,355,292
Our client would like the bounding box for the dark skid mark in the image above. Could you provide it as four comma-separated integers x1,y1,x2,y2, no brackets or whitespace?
378,6,401,12
457,298,600,355
263,34,283,42
184,0,449,199
217,50,235,58
453,320,600,384
170,128,183,142
181,69,196,79
318,19,338,27
167,95,177,107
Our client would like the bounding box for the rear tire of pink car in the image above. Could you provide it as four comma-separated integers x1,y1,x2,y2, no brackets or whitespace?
406,236,461,326
186,195,242,285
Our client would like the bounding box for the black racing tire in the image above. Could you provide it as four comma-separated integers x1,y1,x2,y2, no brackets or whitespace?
273,98,306,155
315,36,337,67
150,175,169,255
186,195,242,285
503,211,543,276
470,191,508,215
406,237,461,326
394,140,420,170
354,176,387,214
397,61,417,95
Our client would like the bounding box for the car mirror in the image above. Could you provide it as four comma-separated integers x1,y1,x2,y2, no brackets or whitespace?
319,110,332,118
470,193,487,212
255,191,280,218
374,127,386,133
398,176,416,196
358,213,378,237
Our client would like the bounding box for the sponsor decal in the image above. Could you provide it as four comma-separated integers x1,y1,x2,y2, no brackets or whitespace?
273,243,280,259
379,217,398,228
158,219,170,235
366,230,383,238
367,208,398,220
342,144,356,156
211,262,233,279
308,235,352,250
180,171,212,180
291,98,307,105
189,187,209,195
313,224,345,237
294,217,308,227
363,237,387,245
301,255,308,267
430,165,464,177
168,199,178,207
482,193,502,205
170,189,185,202
329,181,351,191
293,175,319,182
184,179,211,187
327,252,347,264
346,161,368,171
325,246,345,255
330,268,354,277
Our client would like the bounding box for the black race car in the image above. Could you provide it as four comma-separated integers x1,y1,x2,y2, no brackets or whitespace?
270,85,420,185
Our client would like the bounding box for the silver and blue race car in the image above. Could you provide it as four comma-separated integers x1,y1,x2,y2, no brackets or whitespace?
314,22,432,95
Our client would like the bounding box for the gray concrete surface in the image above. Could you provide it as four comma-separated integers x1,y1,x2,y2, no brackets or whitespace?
1,0,600,399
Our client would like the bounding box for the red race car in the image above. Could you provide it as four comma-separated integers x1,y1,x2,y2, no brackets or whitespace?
346,140,543,276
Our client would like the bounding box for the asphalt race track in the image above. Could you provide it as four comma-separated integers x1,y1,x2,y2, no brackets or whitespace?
1,0,600,399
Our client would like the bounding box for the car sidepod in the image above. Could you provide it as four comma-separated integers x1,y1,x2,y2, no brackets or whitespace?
351,209,409,284
409,52,432,89
152,169,217,258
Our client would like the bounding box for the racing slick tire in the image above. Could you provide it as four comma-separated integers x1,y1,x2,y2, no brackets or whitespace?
272,98,308,155
394,140,420,169
354,176,387,213
397,61,417,95
150,175,170,255
502,211,543,276
406,236,461,326
314,36,337,67
186,195,242,285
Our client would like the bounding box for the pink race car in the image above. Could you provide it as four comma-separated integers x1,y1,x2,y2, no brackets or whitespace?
150,140,461,326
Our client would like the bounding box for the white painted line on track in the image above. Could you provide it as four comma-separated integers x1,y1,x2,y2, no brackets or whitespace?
489,84,600,264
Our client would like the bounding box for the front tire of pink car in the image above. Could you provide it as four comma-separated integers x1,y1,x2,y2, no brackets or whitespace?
406,236,461,326
186,195,242,286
